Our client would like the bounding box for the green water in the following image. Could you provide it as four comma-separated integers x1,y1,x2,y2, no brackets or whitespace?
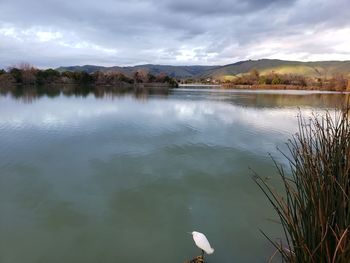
0,88,348,263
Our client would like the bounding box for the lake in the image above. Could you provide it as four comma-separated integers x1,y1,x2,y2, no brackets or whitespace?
0,87,348,263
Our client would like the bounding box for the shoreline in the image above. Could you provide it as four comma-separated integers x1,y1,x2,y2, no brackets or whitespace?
179,84,350,92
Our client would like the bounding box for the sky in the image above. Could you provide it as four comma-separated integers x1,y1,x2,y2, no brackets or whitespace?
0,0,349,68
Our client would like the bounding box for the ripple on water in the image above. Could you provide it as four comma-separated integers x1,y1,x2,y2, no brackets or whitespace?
0,90,348,263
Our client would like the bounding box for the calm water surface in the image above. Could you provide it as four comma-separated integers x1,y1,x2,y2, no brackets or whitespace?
0,88,348,263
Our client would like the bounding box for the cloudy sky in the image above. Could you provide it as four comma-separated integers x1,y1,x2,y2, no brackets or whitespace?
0,0,349,68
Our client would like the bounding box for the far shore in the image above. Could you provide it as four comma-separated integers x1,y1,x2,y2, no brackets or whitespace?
179,83,350,92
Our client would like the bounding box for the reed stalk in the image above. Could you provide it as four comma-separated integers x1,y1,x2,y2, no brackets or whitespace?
255,109,350,262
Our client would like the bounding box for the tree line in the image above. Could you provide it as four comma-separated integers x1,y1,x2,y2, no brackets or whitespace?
0,64,178,87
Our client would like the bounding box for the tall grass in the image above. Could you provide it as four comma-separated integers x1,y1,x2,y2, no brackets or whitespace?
255,110,350,262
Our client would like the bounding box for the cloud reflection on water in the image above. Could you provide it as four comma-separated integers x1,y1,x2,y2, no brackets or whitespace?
0,89,348,263
0,93,312,133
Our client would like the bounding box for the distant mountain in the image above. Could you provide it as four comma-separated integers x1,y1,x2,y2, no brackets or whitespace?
57,59,350,80
56,64,217,78
56,65,105,74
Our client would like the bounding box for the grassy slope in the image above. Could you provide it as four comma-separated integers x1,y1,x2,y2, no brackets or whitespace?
57,59,350,80
200,59,350,80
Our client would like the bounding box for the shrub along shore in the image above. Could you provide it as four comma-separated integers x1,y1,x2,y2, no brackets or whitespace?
183,69,350,91
0,64,178,88
224,69,350,91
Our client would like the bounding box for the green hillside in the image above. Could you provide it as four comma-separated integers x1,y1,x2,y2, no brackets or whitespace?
200,59,350,80
57,59,350,80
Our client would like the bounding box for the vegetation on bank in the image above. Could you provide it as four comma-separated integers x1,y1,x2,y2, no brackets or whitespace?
0,64,178,88
179,68,350,91
255,110,350,262
180,69,350,91
222,69,349,91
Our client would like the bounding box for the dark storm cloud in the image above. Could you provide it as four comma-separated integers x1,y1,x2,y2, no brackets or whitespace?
0,0,349,68
165,0,295,15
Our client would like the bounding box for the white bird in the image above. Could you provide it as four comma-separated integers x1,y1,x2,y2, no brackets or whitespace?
190,231,215,256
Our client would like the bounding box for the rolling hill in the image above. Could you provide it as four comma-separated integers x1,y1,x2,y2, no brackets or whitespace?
199,59,350,80
56,64,217,78
57,59,350,80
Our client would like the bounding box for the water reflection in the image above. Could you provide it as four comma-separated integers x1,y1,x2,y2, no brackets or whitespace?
0,85,169,103
0,88,349,263
172,88,350,109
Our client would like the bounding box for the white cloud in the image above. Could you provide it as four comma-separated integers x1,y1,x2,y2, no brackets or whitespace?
35,30,62,42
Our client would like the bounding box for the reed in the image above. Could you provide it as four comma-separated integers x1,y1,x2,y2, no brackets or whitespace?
255,109,350,262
